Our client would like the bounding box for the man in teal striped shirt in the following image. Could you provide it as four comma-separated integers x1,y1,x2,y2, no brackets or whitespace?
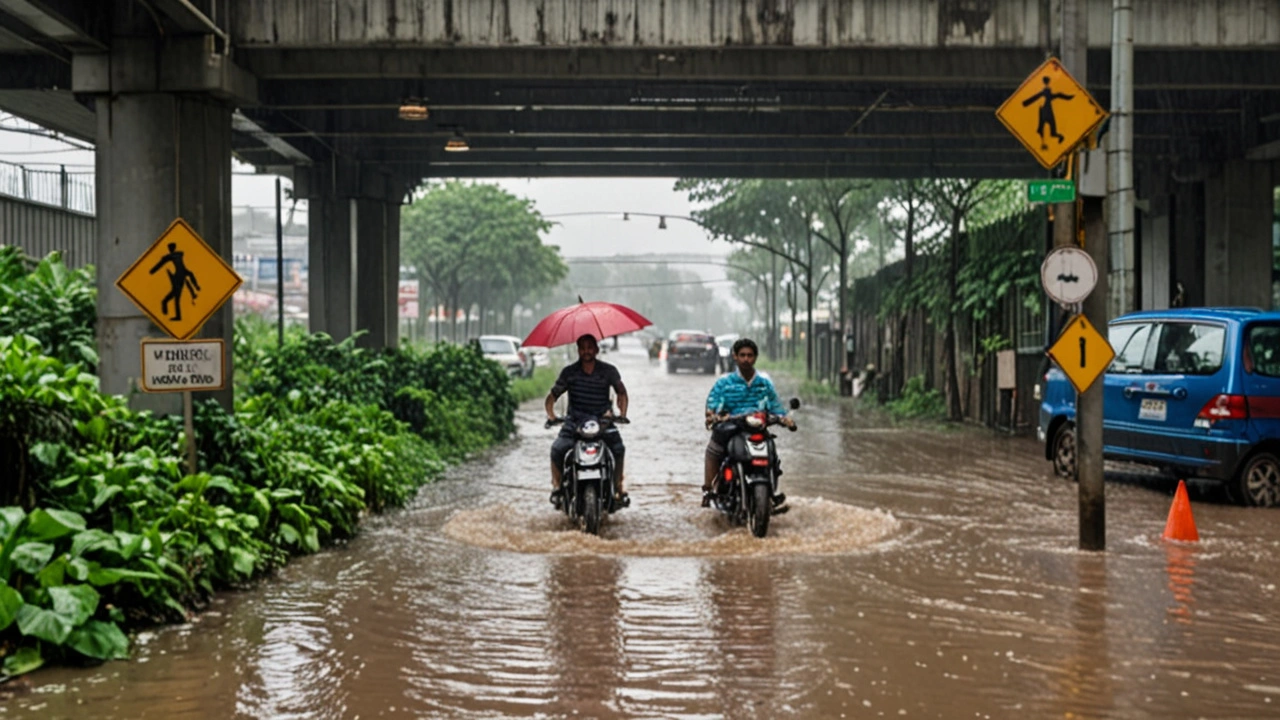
702,338,793,506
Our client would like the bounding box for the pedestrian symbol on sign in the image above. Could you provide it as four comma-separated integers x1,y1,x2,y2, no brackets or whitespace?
115,218,243,340
1021,76,1074,150
149,242,203,321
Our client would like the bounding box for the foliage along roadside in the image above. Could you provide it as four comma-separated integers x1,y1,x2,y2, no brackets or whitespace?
0,253,525,678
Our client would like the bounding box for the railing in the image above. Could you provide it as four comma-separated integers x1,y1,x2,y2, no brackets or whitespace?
0,160,95,215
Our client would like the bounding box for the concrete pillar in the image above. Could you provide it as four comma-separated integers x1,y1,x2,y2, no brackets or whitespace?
1139,172,1171,310
304,190,355,340
1171,181,1205,307
298,163,401,348
354,196,389,348
92,93,233,414
1204,160,1273,308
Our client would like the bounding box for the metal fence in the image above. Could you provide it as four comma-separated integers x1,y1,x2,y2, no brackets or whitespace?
0,160,95,215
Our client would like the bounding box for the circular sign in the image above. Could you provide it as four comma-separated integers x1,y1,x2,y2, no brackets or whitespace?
1040,247,1097,306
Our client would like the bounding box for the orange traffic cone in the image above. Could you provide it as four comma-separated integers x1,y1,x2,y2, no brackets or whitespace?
1162,479,1199,542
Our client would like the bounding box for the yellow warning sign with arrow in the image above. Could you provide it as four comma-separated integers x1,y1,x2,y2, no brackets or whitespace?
115,219,242,340
1047,314,1115,394
996,57,1108,169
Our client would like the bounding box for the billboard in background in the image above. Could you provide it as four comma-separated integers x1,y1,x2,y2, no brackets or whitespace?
399,279,419,320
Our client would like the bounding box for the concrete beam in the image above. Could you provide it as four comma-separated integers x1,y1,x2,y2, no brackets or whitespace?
0,0,106,51
73,36,257,105
148,0,228,41
415,161,1033,180
0,51,67,87
239,46,1046,83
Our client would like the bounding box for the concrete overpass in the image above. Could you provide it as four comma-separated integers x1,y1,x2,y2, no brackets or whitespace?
0,0,1277,410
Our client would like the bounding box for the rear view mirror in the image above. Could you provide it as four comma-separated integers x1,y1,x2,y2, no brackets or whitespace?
789,398,801,410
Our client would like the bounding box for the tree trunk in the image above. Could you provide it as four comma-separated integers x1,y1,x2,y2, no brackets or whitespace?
945,212,963,421
769,253,779,360
805,282,816,380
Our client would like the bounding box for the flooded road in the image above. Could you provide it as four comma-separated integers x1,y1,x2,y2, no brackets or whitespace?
8,342,1280,719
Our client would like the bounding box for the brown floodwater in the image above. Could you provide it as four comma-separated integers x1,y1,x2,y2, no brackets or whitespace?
6,342,1280,719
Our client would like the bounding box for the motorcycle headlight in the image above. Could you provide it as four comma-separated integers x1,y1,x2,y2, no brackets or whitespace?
579,420,600,438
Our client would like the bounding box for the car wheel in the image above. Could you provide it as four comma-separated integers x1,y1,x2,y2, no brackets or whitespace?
1230,452,1280,507
1051,423,1076,479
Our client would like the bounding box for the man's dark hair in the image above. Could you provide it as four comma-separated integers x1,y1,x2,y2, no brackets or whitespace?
732,338,758,356
576,333,599,350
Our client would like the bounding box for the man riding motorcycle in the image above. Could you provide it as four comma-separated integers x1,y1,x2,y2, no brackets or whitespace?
546,333,630,508
703,337,794,508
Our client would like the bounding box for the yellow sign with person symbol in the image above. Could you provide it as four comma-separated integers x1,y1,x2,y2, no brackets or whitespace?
1047,315,1115,394
115,218,243,340
996,57,1109,169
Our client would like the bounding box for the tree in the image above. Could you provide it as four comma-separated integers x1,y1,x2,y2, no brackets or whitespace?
921,179,1011,421
400,181,563,342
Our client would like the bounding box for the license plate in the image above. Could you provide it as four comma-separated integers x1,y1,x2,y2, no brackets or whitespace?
576,469,602,480
1139,398,1167,422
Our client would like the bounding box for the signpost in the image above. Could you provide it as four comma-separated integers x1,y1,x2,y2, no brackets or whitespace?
995,57,1108,170
116,218,241,477
1046,315,1114,394
140,339,226,393
1040,246,1098,307
1028,179,1076,204
115,218,243,340
998,55,1110,550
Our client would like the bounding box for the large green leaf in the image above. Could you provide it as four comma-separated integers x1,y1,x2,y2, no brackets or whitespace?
65,620,129,660
0,583,23,630
87,567,162,586
15,604,73,644
71,529,119,558
48,584,99,626
25,508,87,541
10,542,55,575
0,507,25,539
229,547,257,578
1,647,44,677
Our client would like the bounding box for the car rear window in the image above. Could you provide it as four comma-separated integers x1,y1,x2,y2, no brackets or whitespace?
1152,322,1225,375
479,338,514,354
674,334,712,343
1246,324,1280,377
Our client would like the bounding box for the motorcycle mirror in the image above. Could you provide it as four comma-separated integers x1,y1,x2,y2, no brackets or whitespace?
789,397,801,410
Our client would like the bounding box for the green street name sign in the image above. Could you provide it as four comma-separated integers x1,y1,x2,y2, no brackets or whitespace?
1028,179,1077,204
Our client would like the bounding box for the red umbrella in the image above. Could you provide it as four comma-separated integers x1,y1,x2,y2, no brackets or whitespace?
522,299,653,349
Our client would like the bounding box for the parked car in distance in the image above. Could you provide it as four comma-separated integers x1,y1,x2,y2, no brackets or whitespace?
1038,307,1280,506
667,330,720,374
489,334,542,376
715,333,739,373
478,335,531,378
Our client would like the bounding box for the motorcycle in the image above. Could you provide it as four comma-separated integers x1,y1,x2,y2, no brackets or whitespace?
708,398,800,538
546,414,629,535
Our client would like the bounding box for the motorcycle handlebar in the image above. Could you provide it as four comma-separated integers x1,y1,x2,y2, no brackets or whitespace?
709,413,797,431
545,415,630,429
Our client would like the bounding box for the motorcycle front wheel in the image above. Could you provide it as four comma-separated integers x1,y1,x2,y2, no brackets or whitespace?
582,483,602,535
748,482,771,538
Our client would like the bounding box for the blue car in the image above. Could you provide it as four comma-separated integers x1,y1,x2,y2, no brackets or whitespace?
1038,308,1280,507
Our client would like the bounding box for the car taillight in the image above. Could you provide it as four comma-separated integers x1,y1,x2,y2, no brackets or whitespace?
1196,394,1249,423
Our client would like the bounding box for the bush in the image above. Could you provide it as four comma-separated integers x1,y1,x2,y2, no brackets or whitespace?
0,248,96,368
884,375,947,420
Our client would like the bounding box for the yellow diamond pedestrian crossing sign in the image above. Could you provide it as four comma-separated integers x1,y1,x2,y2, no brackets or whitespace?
1047,315,1115,394
115,218,242,340
996,57,1108,169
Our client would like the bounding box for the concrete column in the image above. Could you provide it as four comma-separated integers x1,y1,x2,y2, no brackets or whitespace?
1139,172,1171,310
1203,160,1273,308
304,190,354,340
354,196,389,348
94,93,233,413
1171,181,1205,307
385,189,403,348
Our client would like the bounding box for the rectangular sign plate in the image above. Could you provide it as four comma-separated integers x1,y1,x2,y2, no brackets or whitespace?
140,339,226,392
1028,179,1077,204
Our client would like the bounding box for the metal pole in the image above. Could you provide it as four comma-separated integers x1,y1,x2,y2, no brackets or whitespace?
276,176,284,348
183,390,197,477
1079,196,1109,550
1109,0,1135,317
